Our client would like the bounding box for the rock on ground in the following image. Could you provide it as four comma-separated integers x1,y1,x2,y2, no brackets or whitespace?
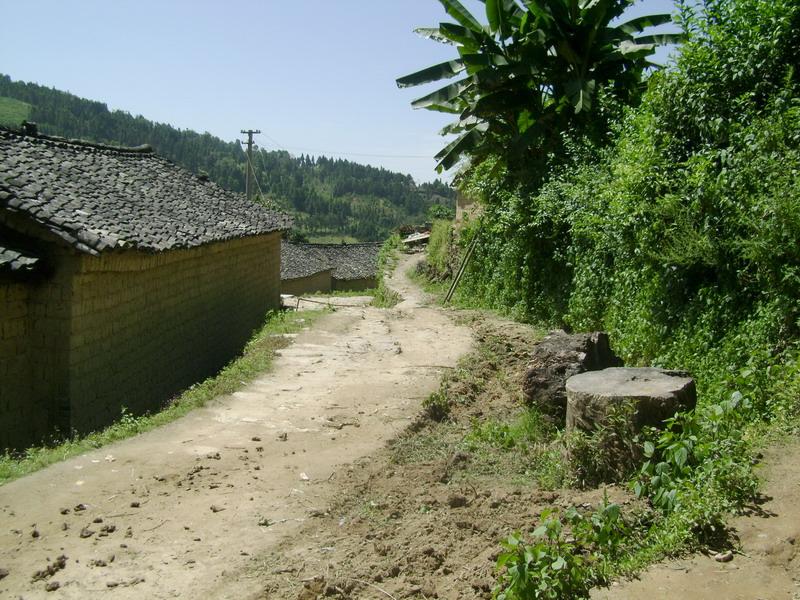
522,331,622,424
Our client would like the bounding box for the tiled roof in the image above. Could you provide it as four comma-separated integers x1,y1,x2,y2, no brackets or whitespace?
313,243,382,280
0,245,39,272
0,128,292,255
280,241,330,280
280,242,382,282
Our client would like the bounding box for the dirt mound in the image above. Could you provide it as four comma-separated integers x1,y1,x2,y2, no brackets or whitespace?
250,315,635,599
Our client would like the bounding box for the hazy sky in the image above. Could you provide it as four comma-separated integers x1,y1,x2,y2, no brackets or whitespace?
1,0,677,183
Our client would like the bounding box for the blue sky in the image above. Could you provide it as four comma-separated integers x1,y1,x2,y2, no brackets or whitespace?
1,0,677,182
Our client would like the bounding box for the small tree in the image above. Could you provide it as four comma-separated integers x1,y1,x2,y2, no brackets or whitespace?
427,203,456,221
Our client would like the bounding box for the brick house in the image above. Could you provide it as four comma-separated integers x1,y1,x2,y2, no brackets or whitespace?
280,242,382,295
0,127,291,450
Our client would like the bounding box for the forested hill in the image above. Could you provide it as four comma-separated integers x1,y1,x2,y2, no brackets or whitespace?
0,75,454,241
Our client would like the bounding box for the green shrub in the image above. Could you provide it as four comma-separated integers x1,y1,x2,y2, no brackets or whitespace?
372,233,402,308
451,0,800,589
494,499,627,600
422,388,450,421
634,392,758,515
426,219,455,279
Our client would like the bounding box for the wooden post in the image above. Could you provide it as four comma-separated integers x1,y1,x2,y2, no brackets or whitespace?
444,228,480,304
240,129,261,202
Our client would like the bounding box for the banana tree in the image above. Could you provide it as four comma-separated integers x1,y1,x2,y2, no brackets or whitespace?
397,0,683,174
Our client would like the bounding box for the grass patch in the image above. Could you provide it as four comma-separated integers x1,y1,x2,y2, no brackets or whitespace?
0,96,31,127
406,264,449,300
0,309,324,485
391,320,572,489
390,419,463,465
460,409,572,489
372,233,402,308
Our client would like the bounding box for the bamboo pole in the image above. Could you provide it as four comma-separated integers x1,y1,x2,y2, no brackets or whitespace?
444,229,480,304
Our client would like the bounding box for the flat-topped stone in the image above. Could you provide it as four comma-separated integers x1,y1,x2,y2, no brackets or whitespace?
566,367,696,434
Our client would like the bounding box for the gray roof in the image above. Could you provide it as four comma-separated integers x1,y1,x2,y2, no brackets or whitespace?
280,241,330,280
0,128,292,255
281,242,382,282
0,245,39,272
314,243,382,280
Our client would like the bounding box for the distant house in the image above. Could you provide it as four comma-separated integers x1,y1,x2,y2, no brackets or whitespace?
280,241,332,296
280,242,382,295
316,243,382,291
0,126,291,450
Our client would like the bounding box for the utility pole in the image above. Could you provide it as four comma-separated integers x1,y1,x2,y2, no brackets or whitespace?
240,129,260,202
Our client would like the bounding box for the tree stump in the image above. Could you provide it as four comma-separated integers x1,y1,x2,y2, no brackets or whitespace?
522,331,622,425
565,367,696,435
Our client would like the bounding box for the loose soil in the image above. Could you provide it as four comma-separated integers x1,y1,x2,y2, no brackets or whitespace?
593,440,800,600
2,252,798,599
249,313,634,600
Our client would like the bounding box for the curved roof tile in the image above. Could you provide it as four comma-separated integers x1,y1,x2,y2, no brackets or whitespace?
312,243,382,280
280,242,330,280
0,245,39,272
0,128,292,254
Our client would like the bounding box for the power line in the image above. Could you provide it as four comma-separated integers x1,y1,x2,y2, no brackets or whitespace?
254,132,435,160
243,149,273,209
240,129,260,201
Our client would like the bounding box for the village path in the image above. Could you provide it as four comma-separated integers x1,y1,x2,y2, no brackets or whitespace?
0,252,474,599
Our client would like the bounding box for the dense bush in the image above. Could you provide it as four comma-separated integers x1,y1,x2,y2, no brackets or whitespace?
449,0,800,587
457,0,800,401
426,219,456,279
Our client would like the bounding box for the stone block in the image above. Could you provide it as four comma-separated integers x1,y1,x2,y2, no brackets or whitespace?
565,367,697,435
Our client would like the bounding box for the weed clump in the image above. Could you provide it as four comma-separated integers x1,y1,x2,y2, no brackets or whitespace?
372,234,402,308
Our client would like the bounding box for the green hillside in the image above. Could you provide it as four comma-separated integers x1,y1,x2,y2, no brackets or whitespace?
0,96,30,127
0,75,454,240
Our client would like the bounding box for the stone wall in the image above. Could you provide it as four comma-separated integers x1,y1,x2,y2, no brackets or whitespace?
281,270,332,296
0,232,282,449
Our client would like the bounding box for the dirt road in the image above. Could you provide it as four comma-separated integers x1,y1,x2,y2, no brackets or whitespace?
0,253,473,599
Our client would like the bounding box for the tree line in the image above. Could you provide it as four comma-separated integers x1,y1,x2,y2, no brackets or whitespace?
0,74,454,240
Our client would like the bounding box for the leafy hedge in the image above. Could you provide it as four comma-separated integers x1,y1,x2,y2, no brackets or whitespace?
458,0,800,408
446,2,800,592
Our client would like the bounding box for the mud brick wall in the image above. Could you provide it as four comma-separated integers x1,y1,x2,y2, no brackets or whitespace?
0,232,281,449
332,277,376,292
66,233,281,433
0,250,74,450
0,280,40,449
281,270,332,296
